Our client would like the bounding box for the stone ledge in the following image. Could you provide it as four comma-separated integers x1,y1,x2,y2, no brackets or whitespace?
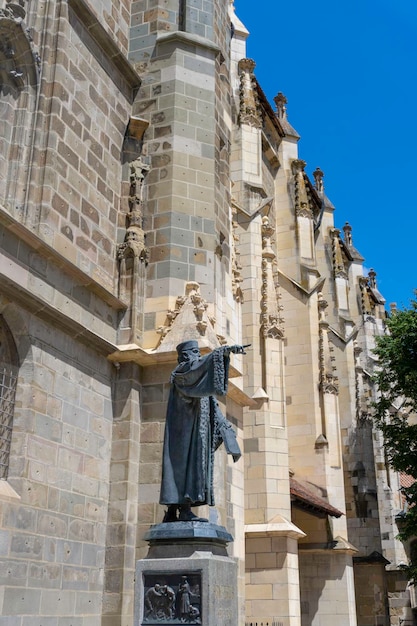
107,345,255,407
245,514,305,540
0,266,119,357
0,205,125,312
108,343,238,372
156,30,220,55
0,480,21,502
299,536,358,554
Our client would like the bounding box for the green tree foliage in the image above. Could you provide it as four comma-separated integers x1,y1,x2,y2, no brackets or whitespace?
373,296,417,581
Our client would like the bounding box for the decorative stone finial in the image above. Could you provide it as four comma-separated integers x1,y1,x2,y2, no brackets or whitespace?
353,340,362,366
313,167,324,193
291,159,306,175
238,57,256,73
274,92,287,119
368,268,377,289
343,222,353,246
390,302,397,314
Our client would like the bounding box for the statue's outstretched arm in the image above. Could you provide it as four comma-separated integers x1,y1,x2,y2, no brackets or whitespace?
225,344,251,355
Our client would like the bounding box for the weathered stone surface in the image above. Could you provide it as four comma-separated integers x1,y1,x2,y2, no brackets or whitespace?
135,550,238,626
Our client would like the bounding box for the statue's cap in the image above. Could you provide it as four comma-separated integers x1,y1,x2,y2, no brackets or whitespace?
176,340,199,354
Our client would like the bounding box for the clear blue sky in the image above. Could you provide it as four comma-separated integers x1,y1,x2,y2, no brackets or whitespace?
236,0,417,309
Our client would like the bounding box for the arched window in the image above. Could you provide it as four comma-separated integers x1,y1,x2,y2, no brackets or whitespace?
0,315,19,480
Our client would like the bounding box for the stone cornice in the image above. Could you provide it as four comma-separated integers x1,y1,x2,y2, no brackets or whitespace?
107,344,255,407
0,268,119,357
156,30,221,55
107,344,243,378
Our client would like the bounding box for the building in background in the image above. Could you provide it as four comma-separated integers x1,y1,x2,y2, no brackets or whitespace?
0,0,412,625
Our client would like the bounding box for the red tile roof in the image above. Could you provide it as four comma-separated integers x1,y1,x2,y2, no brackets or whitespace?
400,473,415,489
290,478,343,518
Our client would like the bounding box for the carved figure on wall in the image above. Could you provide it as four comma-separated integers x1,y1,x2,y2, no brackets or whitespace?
144,583,176,620
143,574,202,624
159,585,176,619
144,583,163,619
177,577,191,621
187,605,200,623
176,577,200,623
160,340,249,522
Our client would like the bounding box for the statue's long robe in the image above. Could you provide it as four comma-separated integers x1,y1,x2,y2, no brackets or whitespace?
159,347,230,506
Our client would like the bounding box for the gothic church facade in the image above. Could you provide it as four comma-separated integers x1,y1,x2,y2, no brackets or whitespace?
0,1,412,625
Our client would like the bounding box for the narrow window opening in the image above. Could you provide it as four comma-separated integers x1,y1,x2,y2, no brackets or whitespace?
0,315,19,480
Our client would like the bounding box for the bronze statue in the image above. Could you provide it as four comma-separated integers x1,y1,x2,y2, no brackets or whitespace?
160,340,249,522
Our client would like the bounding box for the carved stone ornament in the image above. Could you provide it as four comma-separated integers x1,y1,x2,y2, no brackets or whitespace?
260,216,284,339
0,1,39,90
318,293,339,395
157,283,208,336
155,282,221,352
238,58,262,129
1,0,26,20
291,159,313,219
143,574,201,625
330,228,348,279
358,276,374,316
353,340,362,369
231,205,243,302
343,221,353,247
116,156,150,343
117,226,147,262
368,268,377,290
353,340,370,420
313,167,324,193
117,156,150,262
274,92,287,120
320,374,339,395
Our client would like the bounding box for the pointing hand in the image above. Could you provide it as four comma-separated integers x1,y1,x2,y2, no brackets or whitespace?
228,344,251,355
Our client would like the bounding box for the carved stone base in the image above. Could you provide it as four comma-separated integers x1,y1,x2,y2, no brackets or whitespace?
135,522,238,626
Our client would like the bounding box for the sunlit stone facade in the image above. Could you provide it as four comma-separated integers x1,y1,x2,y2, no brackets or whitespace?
0,1,411,625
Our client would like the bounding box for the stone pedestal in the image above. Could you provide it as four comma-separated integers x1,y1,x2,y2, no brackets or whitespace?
135,522,238,626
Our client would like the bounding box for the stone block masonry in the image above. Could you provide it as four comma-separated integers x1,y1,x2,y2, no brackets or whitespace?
129,0,234,349
0,310,114,623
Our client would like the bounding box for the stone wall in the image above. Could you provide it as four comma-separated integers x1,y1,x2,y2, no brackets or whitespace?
0,301,114,622
1,0,138,297
298,552,357,626
129,0,235,349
